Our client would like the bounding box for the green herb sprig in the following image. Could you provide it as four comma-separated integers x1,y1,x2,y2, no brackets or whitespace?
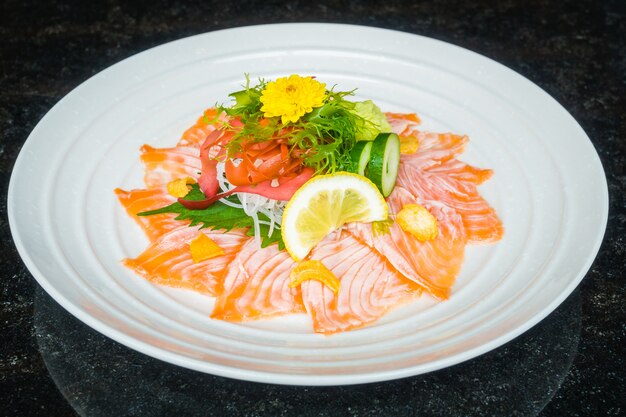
209,77,375,174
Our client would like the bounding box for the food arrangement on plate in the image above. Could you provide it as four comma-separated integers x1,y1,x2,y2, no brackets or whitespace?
115,74,504,334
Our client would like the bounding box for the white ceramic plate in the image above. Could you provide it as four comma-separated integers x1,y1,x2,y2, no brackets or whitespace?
8,24,607,385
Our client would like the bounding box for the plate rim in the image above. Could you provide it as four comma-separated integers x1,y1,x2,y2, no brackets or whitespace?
8,22,609,386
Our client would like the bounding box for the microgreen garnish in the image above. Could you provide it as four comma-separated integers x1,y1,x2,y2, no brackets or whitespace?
210,74,390,174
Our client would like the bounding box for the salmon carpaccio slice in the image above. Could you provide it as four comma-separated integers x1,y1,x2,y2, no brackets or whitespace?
397,163,504,243
400,132,469,170
302,232,420,334
140,144,202,187
115,187,188,241
387,112,470,171
177,108,222,147
348,186,466,300
388,112,503,242
124,226,249,295
426,159,493,185
211,239,303,321
386,112,422,135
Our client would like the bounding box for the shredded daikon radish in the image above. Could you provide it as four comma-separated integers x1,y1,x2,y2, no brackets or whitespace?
250,210,261,247
215,161,286,242
215,161,244,209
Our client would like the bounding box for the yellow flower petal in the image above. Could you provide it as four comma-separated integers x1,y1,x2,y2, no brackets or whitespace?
396,204,438,241
289,260,340,293
189,233,225,263
260,74,326,124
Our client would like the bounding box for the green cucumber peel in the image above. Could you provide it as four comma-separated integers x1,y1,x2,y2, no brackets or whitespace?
348,141,373,175
367,133,400,197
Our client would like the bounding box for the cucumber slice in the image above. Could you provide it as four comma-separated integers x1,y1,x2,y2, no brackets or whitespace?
348,141,373,176
367,133,400,197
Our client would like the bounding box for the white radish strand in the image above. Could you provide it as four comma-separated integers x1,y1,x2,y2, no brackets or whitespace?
215,162,286,242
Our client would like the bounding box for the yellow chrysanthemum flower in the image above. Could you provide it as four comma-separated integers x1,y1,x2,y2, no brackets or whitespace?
260,74,326,124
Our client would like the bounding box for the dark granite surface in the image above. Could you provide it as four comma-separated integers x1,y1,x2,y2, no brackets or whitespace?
1,0,624,416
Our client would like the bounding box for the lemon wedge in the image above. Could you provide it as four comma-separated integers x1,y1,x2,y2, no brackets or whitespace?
281,172,388,261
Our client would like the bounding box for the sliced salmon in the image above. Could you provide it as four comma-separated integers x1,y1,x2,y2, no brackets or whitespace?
348,186,466,300
426,158,493,185
177,108,221,147
123,226,248,295
387,111,469,170
400,131,468,170
211,240,304,321
387,112,466,163
115,187,187,241
140,144,202,188
301,232,420,334
397,164,504,243
386,112,421,136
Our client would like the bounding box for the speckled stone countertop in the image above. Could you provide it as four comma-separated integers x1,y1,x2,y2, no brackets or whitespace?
1,1,624,416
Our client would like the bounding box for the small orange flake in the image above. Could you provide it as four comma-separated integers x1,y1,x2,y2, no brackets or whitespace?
167,177,195,198
399,135,419,154
189,232,225,263
396,204,438,241
289,260,340,294
385,112,421,124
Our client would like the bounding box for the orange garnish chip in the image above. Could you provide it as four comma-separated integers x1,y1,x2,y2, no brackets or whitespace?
399,135,419,154
167,177,196,198
189,232,225,263
396,204,438,241
386,112,421,124
289,260,340,293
